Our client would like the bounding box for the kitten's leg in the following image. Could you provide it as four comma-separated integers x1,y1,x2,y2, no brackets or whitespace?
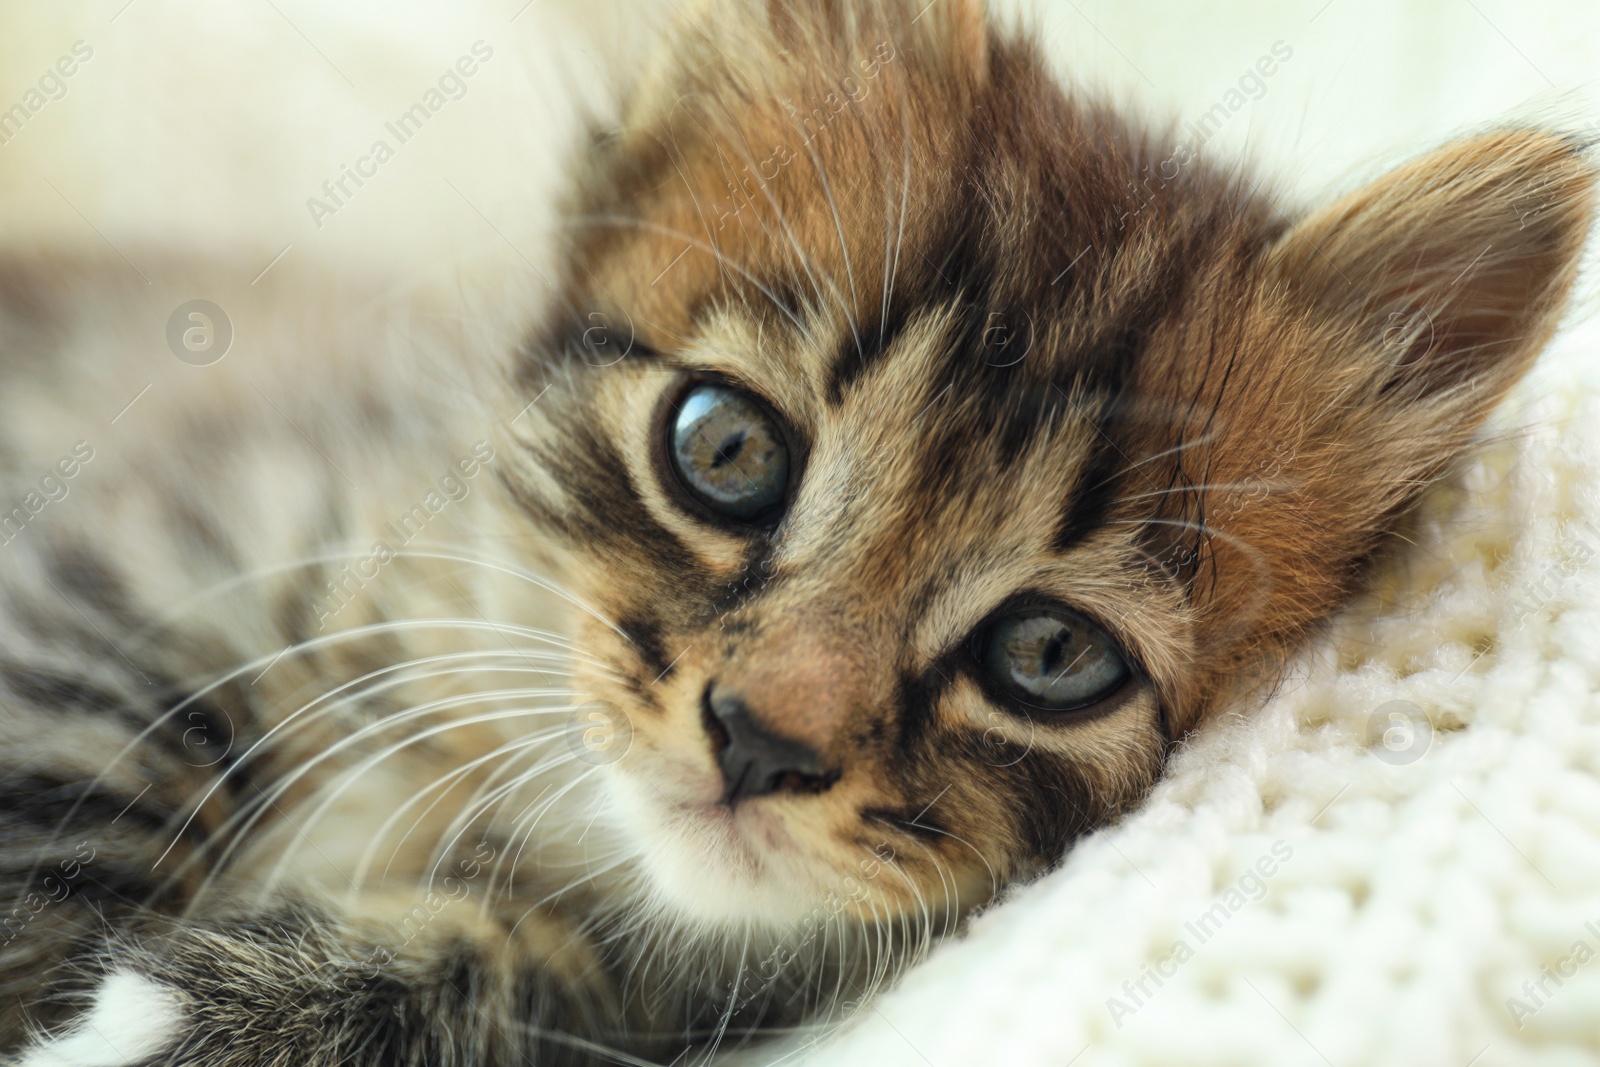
21,896,639,1067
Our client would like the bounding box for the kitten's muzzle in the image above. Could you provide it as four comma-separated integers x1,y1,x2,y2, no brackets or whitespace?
703,683,838,805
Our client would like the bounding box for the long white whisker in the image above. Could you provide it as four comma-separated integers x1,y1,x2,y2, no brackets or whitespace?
148,619,617,867
176,681,588,894
256,700,592,894
351,726,568,896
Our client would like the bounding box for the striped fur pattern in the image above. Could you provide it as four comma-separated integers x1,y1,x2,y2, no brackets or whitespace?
3,1,1596,1063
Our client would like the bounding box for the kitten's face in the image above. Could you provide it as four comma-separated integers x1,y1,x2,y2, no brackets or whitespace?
504,1,1594,925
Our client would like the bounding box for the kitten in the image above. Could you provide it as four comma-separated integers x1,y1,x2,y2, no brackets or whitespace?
3,0,1595,1064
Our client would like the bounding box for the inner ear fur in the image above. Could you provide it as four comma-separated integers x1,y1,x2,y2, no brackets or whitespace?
1268,128,1596,408
1187,130,1597,718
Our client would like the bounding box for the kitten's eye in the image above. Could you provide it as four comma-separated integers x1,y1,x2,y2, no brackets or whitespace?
668,383,791,523
981,608,1128,711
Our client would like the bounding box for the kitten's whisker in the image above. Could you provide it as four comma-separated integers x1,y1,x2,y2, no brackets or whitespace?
435,759,603,900
1101,428,1222,487
119,545,605,653
351,727,567,896
178,691,585,896
415,737,565,892
791,119,864,363
514,848,635,922
256,702,592,894
1116,479,1298,505
706,116,855,346
49,636,591,901
494,762,607,885
1108,515,1276,558
703,925,754,1061
879,110,913,348
155,643,599,867
373,547,629,642
426,750,567,890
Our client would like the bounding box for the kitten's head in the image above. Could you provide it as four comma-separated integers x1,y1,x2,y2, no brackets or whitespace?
505,0,1596,926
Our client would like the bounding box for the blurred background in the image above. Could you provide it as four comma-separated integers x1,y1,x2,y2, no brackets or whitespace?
1,0,1596,303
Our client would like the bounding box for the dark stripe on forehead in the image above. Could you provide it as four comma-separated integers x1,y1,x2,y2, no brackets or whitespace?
1052,430,1125,552
824,296,914,405
1048,240,1206,552
862,805,946,843
825,191,993,406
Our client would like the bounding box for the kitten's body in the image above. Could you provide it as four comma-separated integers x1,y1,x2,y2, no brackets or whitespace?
1,2,1595,1064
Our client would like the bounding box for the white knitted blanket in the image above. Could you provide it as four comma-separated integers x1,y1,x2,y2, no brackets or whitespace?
735,310,1600,1066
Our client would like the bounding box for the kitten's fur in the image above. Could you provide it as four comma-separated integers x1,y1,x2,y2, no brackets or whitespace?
2,1,1595,1064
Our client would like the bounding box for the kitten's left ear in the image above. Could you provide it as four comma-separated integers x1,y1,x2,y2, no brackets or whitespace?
1264,128,1596,417
1186,130,1595,709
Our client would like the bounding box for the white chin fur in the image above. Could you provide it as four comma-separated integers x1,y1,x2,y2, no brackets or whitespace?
606,771,822,927
22,970,184,1067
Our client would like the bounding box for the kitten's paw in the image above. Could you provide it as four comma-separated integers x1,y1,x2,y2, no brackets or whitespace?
20,969,185,1067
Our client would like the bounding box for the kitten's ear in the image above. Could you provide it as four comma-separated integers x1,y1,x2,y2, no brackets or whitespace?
1188,131,1594,700
1265,129,1595,413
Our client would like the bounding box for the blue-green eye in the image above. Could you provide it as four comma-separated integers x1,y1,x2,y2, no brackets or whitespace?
668,383,791,523
981,609,1128,711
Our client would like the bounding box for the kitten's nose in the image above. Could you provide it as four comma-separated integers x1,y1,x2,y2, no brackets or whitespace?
703,684,834,804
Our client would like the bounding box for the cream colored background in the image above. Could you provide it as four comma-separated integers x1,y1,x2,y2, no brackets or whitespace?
2,0,1597,292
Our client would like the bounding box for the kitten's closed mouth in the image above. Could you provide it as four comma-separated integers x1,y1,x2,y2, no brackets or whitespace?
668,796,800,861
